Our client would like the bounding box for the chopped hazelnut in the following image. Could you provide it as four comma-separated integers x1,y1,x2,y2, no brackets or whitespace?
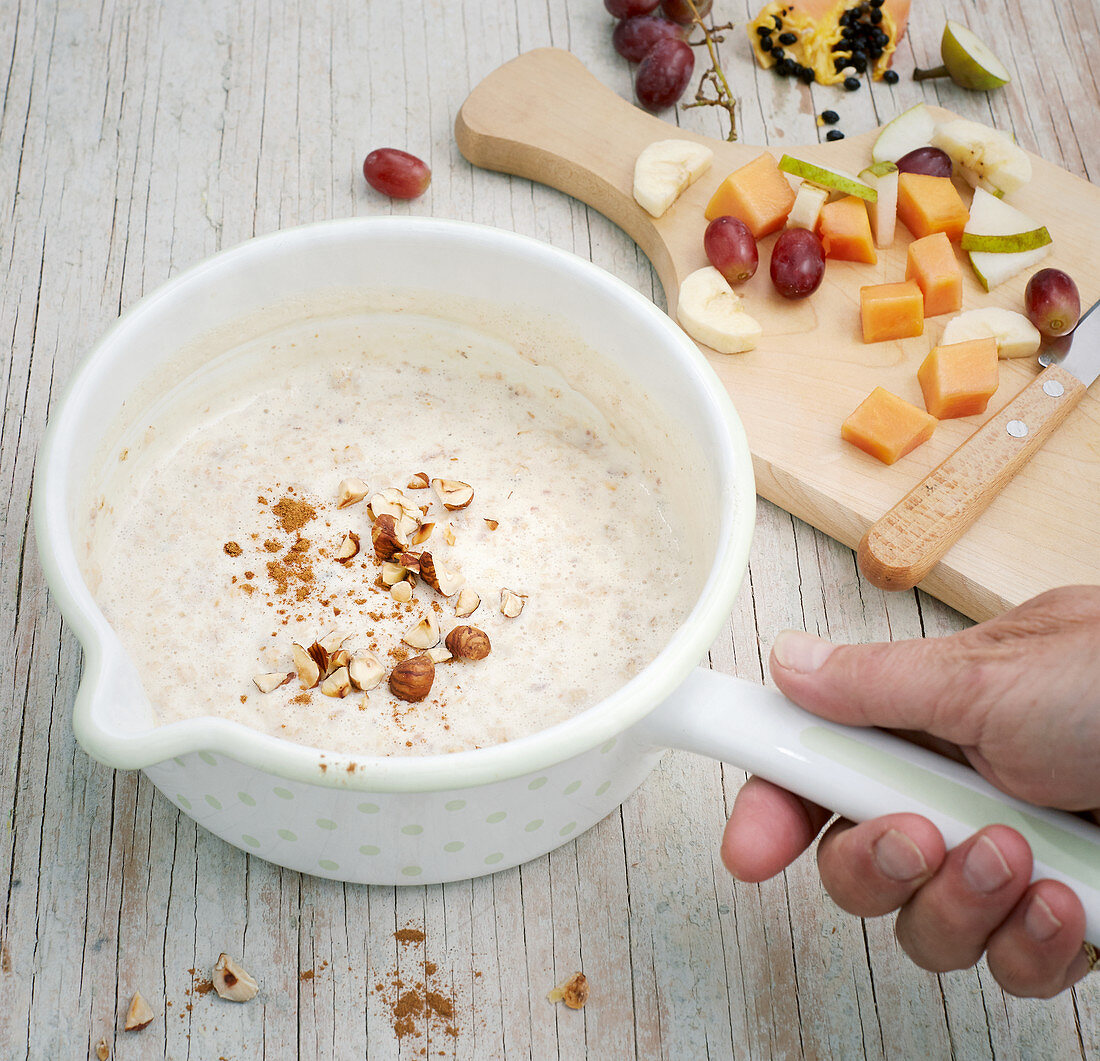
402,615,440,650
484,518,499,531
95,1038,110,1060
407,472,430,490
419,552,464,597
252,671,293,694
213,953,259,1002
431,478,474,510
390,581,413,603
426,644,453,664
124,991,155,1031
410,522,435,546
335,531,360,563
320,666,352,698
348,653,385,692
442,524,457,547
500,588,527,618
336,477,369,509
548,971,589,1009
454,587,481,618
292,643,321,689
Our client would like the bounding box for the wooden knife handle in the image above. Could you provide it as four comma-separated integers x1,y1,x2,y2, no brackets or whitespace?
859,363,1087,592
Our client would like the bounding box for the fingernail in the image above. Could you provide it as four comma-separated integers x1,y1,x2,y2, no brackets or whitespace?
1024,895,1062,943
772,631,837,674
873,829,928,882
963,835,1012,893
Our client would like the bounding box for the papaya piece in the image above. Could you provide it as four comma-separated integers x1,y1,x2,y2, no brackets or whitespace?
818,195,877,264
705,152,795,238
905,231,962,317
842,386,937,465
917,337,999,419
896,173,969,242
747,0,911,84
860,280,924,342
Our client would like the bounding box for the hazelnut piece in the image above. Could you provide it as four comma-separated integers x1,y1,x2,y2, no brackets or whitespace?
252,671,293,694
95,1038,110,1060
407,471,430,490
419,552,464,597
426,644,453,664
403,615,440,650
292,643,321,689
431,478,474,510
124,991,155,1031
336,477,369,509
371,513,405,561
213,953,259,1002
320,665,352,698
445,625,491,661
548,971,589,1009
389,655,435,702
348,653,385,692
335,531,360,563
390,581,413,603
454,588,481,618
500,588,527,618
410,521,435,546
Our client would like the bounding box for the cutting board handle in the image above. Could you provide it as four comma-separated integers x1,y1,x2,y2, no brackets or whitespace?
456,48,754,296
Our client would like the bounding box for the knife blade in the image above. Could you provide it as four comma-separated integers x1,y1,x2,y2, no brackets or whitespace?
858,298,1099,592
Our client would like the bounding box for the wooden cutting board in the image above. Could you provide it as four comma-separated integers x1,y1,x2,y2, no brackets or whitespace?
455,48,1100,624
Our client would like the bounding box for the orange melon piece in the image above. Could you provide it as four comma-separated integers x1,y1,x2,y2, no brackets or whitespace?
896,173,969,242
917,337,999,419
842,387,937,465
905,232,962,317
705,152,796,238
860,280,924,342
817,195,877,264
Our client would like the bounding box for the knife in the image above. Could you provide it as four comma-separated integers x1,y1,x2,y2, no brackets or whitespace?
859,299,1099,591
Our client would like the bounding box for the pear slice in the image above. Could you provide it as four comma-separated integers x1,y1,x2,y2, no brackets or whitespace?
677,267,762,354
786,183,829,231
859,162,899,249
941,307,1041,359
632,139,714,218
961,187,1052,290
931,118,1031,198
871,103,936,165
778,156,876,203
915,21,1010,91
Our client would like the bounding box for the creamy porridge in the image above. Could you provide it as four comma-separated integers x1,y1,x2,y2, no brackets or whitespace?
80,307,707,756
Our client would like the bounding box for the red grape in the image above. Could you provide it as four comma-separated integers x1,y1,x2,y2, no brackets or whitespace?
635,38,694,112
661,0,713,22
604,0,660,16
704,217,758,284
362,149,431,199
612,15,685,62
770,228,826,299
1025,268,1081,338
895,147,953,179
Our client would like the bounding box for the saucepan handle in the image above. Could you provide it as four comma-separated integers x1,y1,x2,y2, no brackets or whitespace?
637,667,1100,942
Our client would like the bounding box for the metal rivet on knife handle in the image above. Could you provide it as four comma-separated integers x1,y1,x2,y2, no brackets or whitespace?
1007,420,1029,438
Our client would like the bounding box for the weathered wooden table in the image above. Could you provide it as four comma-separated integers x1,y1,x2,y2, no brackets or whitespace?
2,1,1097,1057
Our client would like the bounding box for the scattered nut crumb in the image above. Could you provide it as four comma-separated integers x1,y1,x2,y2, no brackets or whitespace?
94,1038,110,1060
484,518,499,531
335,531,361,563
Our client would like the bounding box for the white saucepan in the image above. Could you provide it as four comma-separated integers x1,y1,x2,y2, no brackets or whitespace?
33,218,1100,937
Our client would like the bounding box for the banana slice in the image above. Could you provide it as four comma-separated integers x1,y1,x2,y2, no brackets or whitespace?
931,119,1031,198
677,267,762,354
940,307,1041,359
633,140,714,218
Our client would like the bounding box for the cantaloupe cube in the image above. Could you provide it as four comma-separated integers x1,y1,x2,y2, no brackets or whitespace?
917,337,999,419
817,195,877,264
896,173,969,242
905,232,962,316
705,152,796,238
860,280,924,342
842,387,937,465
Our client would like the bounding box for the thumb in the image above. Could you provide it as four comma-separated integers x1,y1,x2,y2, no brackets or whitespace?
768,628,997,748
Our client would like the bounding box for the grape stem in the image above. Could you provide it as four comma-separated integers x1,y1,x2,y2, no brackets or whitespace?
679,1,739,141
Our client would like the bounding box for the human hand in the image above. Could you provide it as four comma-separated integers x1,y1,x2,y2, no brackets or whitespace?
721,585,1100,998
